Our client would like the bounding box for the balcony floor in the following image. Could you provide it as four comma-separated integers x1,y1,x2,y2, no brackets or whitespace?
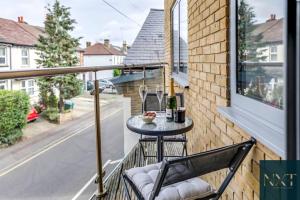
91,141,184,200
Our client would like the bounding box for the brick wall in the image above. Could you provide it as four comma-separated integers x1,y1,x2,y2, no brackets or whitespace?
164,0,281,199
114,69,164,115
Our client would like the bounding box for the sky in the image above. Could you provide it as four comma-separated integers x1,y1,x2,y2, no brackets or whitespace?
247,0,284,23
0,0,164,47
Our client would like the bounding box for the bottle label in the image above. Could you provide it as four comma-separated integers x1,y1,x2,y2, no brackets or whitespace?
166,108,172,118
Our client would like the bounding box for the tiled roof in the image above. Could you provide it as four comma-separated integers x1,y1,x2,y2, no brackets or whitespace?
124,9,165,65
0,18,45,46
251,18,283,43
83,43,124,56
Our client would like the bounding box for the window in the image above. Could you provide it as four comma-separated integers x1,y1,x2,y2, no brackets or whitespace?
172,0,188,84
221,0,286,157
21,80,35,95
270,46,278,61
0,47,6,65
0,81,6,90
21,49,29,66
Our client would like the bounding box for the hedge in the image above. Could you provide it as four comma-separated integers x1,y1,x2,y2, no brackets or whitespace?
0,90,30,145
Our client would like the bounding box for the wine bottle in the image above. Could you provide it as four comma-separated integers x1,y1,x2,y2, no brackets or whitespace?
166,78,177,121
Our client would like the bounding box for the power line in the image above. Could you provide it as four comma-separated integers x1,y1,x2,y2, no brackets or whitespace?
101,0,141,27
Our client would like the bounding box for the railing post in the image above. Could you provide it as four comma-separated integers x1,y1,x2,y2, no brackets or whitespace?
143,66,146,86
94,72,107,199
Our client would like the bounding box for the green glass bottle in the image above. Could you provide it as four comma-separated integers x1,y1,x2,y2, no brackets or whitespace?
166,78,177,121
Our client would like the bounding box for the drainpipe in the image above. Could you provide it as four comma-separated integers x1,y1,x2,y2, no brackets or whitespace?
10,45,13,90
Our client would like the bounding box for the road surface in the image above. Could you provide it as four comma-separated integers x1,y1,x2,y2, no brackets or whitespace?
0,100,124,200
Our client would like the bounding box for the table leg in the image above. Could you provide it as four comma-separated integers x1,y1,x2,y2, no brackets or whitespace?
157,136,164,162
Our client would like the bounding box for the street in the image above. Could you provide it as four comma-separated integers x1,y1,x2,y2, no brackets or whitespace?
0,98,125,200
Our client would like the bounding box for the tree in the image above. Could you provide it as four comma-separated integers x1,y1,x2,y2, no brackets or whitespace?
237,0,266,62
36,0,82,113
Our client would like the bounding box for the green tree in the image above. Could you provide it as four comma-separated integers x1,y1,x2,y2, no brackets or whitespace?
36,0,82,112
238,0,266,62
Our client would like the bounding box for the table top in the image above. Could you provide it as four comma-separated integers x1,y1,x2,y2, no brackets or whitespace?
126,114,193,136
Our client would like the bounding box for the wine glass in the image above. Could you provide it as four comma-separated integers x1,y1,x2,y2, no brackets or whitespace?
156,85,164,112
139,85,148,114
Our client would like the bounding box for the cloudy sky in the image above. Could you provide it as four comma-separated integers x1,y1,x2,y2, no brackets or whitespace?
0,0,164,47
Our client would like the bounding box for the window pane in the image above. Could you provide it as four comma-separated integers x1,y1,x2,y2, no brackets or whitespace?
172,2,179,73
237,0,284,109
22,58,29,65
0,48,5,56
22,49,28,56
21,81,26,88
28,80,34,87
28,88,34,95
0,57,5,64
179,0,188,74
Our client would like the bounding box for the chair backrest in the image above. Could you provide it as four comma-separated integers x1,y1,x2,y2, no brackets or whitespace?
150,138,256,200
143,92,184,112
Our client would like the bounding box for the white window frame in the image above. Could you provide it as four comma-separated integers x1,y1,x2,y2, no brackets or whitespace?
21,48,30,66
171,0,189,87
0,47,7,66
218,0,286,158
21,79,35,96
270,46,278,61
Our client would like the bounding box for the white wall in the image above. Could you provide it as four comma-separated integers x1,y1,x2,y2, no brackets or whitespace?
84,55,125,81
257,43,284,62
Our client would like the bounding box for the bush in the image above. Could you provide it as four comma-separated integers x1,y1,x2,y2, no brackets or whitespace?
113,69,122,77
0,90,30,145
45,107,59,123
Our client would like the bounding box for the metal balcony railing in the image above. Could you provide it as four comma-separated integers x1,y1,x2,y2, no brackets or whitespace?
0,62,167,199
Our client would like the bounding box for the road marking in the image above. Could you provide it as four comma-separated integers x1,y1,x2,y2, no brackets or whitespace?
0,108,122,177
71,160,111,200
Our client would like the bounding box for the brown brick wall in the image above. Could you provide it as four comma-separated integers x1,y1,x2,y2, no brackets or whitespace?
115,69,164,115
164,0,281,199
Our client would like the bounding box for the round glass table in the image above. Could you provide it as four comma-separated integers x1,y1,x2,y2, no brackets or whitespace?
126,114,193,162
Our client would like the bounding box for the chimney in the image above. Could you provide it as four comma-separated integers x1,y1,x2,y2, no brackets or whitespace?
17,16,24,23
122,41,128,55
86,41,91,48
267,14,276,22
104,39,110,48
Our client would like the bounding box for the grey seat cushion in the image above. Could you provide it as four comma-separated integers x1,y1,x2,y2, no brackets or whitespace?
125,162,214,200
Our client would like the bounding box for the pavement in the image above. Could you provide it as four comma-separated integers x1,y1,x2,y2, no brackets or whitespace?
0,94,125,200
23,93,120,139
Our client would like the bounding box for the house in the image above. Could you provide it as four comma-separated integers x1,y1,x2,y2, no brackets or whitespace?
0,16,46,103
0,16,84,103
252,15,284,62
83,39,126,83
111,8,165,115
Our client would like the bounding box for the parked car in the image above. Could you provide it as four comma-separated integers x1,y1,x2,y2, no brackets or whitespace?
27,107,39,122
90,85,106,95
99,79,114,89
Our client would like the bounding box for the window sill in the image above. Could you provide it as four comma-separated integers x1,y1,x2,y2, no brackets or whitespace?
218,106,285,158
172,73,189,88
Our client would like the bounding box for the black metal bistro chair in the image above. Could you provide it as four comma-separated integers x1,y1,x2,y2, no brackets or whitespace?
138,93,187,163
124,138,256,200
